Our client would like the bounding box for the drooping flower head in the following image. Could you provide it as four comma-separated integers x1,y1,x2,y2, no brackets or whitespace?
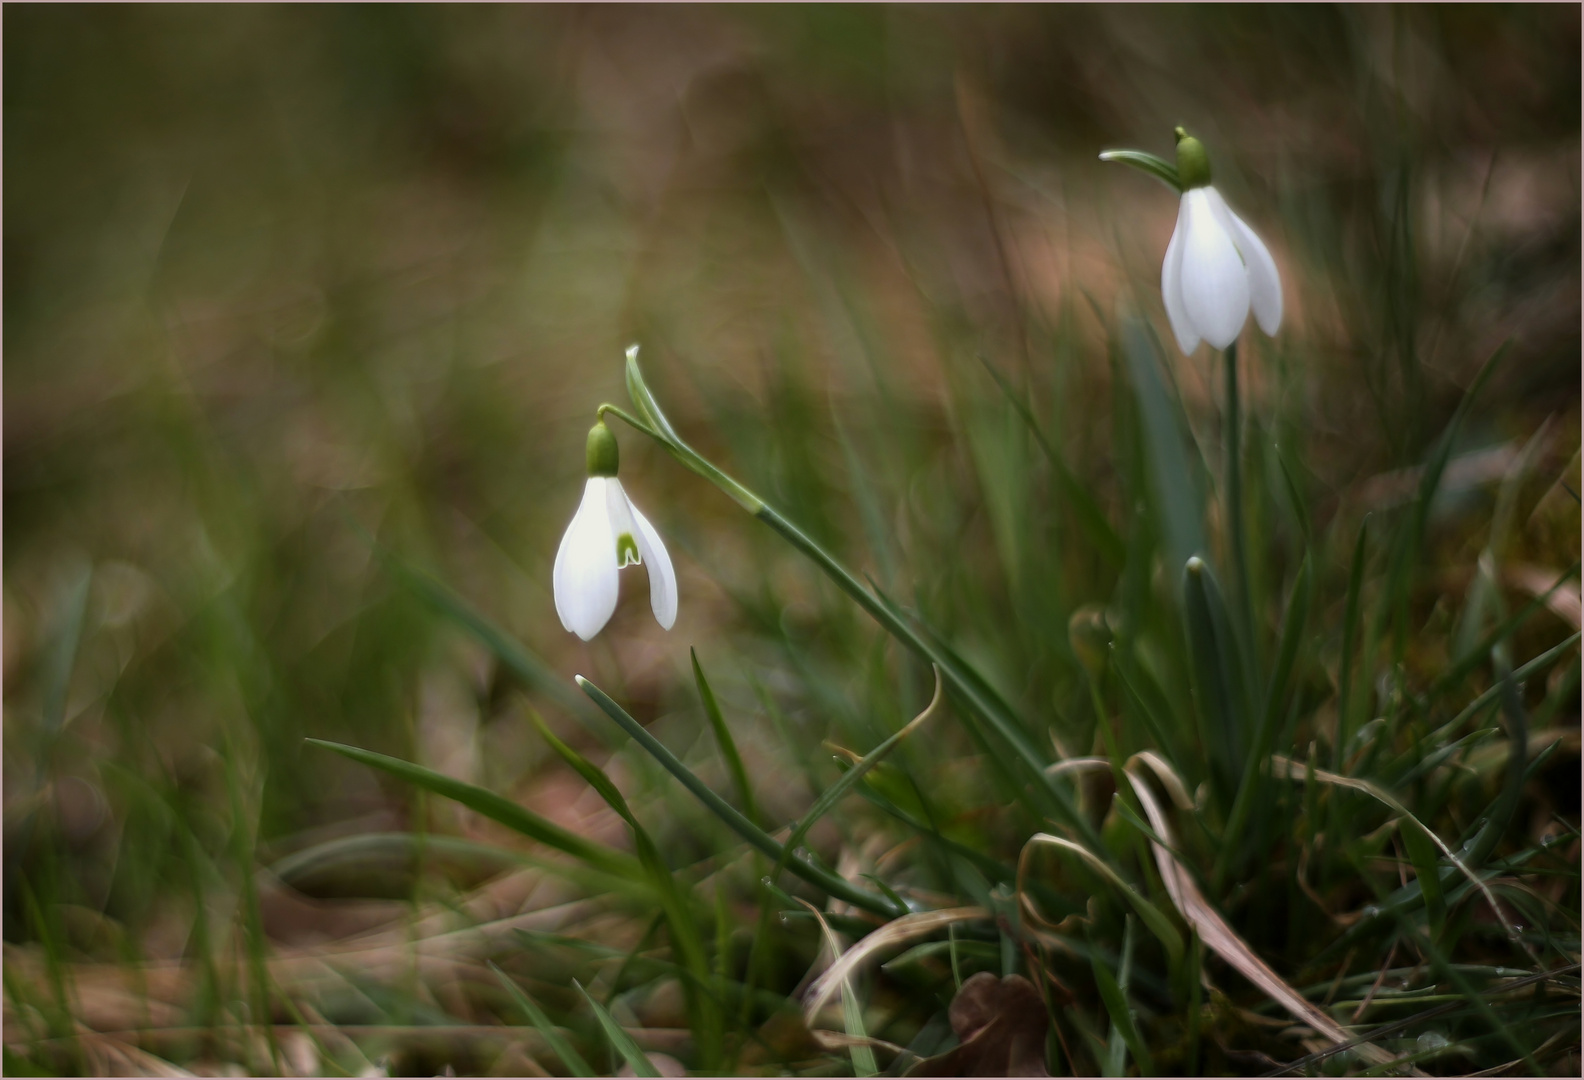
553,419,677,640
1160,127,1282,355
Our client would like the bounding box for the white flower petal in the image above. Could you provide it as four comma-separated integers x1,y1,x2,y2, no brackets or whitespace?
604,479,641,567
627,497,677,631
1161,198,1200,356
553,478,620,641
1179,188,1250,350
1206,188,1282,337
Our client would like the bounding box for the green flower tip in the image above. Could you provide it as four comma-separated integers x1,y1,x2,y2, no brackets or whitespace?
1186,555,1206,576
1174,127,1212,189
586,419,620,477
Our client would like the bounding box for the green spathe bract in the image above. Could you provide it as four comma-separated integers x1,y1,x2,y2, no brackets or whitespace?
586,419,620,477
1174,126,1211,189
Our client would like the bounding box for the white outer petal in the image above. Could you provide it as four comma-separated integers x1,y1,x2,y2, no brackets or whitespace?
553,478,619,641
1161,197,1200,356
1205,187,1282,337
626,497,677,630
1179,188,1250,350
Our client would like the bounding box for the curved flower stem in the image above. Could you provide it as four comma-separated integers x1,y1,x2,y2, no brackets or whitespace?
597,403,763,514
599,360,1106,853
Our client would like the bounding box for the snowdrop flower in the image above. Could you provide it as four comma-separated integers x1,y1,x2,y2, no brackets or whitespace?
553,419,677,641
1161,128,1282,355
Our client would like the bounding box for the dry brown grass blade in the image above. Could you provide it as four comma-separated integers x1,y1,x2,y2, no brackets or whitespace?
794,898,871,1062
802,906,988,1025
1043,756,1110,778
1121,759,1411,1072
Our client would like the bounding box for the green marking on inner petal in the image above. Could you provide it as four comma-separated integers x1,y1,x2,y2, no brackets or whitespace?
616,533,641,567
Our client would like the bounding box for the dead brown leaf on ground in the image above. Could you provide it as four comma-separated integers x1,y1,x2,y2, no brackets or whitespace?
905,971,1050,1077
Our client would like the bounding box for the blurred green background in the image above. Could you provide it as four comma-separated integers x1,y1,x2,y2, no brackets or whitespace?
5,4,1580,1075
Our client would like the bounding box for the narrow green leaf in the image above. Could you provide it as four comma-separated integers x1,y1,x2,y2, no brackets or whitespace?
1098,149,1183,192
779,669,942,887
488,961,593,1077
363,540,606,737
1122,318,1207,577
1274,443,1313,548
1181,558,1253,804
982,357,1125,569
1441,632,1580,735
1334,516,1370,772
526,711,636,826
621,346,763,513
1216,554,1312,887
797,899,878,1078
1428,562,1580,703
42,562,92,737
270,832,527,889
303,740,638,879
576,676,901,918
1110,651,1186,771
1399,824,1446,936
1023,834,1184,968
1390,341,1514,662
526,711,723,1070
1090,936,1157,1076
575,979,658,1077
691,649,760,829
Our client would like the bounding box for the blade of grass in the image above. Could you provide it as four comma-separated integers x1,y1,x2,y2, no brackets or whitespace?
1441,632,1580,735
1335,516,1370,770
574,979,659,1078
303,739,639,879
1399,824,1447,938
525,709,722,1071
1389,340,1513,664
1215,554,1312,890
1121,318,1207,579
1274,443,1314,547
488,961,593,1077
1018,834,1184,968
575,675,902,918
357,530,610,739
982,356,1126,569
777,667,942,889
691,648,762,829
1091,919,1156,1077
1182,556,1254,804
796,899,879,1078
1426,562,1580,704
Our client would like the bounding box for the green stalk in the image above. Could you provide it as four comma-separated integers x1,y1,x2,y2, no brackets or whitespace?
1224,341,1254,644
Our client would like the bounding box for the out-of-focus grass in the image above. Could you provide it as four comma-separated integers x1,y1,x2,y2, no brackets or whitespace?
4,5,1580,1077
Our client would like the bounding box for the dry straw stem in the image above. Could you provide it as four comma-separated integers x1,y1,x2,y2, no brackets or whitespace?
792,898,882,1074
800,905,990,1032
1121,753,1411,1072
